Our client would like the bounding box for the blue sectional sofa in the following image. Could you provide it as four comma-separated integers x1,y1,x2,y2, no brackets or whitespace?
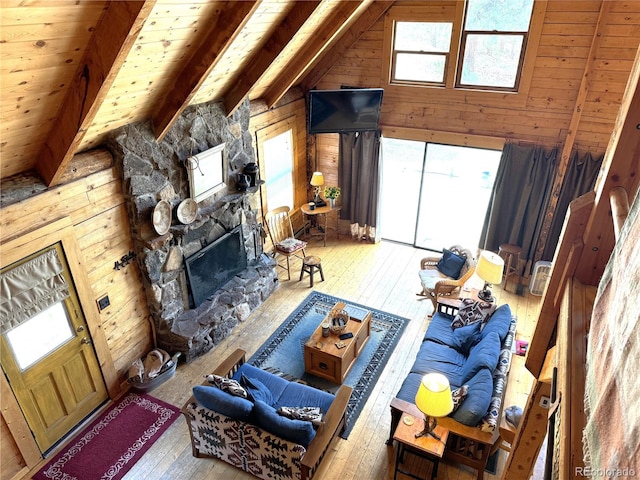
182,349,351,480
389,299,516,480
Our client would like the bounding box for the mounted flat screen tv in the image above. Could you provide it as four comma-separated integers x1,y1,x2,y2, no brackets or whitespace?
185,226,247,308
308,88,383,134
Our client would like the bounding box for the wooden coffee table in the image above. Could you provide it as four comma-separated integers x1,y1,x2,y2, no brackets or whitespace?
303,302,371,384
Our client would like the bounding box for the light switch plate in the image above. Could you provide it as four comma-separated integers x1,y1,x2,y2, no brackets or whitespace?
539,396,550,409
97,295,110,312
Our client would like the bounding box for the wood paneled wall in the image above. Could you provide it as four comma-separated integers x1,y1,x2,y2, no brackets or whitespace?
1,415,24,480
0,166,151,378
0,163,151,476
314,0,640,164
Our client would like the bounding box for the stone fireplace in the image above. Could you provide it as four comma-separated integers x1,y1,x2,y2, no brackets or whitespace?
109,100,278,362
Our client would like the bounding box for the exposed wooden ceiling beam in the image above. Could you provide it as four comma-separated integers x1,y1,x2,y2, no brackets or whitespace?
152,1,261,141
223,1,322,117
35,1,156,187
262,0,374,108
301,1,393,91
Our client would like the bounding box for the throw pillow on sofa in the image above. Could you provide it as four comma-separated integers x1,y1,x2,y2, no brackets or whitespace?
480,304,513,342
277,406,324,427
460,332,501,385
451,384,469,412
193,385,253,421
240,374,274,404
437,248,466,279
451,298,496,329
254,400,316,447
450,368,493,426
451,321,482,353
206,374,248,398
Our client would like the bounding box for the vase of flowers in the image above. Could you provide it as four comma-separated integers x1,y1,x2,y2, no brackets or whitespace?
324,186,340,208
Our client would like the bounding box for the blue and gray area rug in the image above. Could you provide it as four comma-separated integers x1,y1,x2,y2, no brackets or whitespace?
249,291,409,439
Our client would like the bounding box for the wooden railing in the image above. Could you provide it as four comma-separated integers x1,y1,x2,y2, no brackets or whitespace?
609,187,629,241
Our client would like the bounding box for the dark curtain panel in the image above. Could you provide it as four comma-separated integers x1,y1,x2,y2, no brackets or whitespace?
479,143,558,271
541,151,603,260
338,131,381,231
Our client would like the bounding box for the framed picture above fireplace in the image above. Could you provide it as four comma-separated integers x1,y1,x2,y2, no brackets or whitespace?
186,143,226,202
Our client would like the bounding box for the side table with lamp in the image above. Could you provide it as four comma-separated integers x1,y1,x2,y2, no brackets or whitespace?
303,172,341,245
301,202,341,247
393,373,453,480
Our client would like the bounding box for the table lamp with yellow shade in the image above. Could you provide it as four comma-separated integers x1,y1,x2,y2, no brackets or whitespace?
476,250,505,303
310,171,326,206
414,372,453,440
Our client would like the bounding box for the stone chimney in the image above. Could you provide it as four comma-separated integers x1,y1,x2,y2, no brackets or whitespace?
109,99,278,361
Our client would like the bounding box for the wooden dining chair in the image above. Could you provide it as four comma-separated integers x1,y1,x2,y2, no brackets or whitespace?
264,206,307,280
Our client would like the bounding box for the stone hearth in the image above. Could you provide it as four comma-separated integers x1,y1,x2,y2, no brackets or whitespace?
109,100,278,362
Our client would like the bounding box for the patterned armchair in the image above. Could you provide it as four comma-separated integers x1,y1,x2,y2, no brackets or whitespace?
417,245,476,309
182,349,351,480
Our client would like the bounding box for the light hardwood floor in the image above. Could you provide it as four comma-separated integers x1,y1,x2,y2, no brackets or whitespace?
102,238,544,479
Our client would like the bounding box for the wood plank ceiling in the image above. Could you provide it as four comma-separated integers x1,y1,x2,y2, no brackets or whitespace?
0,0,379,185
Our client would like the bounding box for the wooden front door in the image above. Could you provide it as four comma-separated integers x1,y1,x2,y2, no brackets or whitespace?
0,244,108,453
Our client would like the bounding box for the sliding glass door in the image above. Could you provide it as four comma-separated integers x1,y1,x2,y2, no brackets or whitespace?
380,138,501,251
379,138,426,244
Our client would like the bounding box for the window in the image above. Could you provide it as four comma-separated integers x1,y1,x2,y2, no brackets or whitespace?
392,22,453,85
5,302,74,370
380,138,501,250
386,0,537,93
256,115,306,217
457,0,534,90
256,118,296,211
263,129,294,209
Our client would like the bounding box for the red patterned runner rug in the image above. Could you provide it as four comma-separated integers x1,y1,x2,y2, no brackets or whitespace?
33,393,180,480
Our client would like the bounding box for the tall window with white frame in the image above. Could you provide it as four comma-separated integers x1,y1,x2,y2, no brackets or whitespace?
261,127,294,211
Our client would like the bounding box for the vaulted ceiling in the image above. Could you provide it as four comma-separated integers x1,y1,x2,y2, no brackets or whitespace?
0,0,392,185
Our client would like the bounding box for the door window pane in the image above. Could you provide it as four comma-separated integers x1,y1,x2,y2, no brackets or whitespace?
263,129,294,209
5,302,73,370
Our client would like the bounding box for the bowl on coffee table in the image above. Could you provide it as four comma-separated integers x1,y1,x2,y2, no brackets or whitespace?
329,309,349,335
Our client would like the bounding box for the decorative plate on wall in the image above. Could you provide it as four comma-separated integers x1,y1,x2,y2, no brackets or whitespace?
176,198,197,224
152,200,172,235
